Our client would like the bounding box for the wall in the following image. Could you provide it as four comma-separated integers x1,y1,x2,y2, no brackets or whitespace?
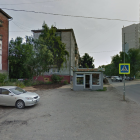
0,13,9,73
122,24,140,52
34,75,71,83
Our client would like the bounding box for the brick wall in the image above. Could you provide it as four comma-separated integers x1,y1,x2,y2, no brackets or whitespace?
0,13,9,73
34,75,71,83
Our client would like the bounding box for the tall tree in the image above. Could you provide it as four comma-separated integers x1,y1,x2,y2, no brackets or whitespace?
37,23,69,70
79,53,95,68
9,37,34,79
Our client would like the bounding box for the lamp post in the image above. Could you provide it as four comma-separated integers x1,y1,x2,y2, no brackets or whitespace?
123,33,126,101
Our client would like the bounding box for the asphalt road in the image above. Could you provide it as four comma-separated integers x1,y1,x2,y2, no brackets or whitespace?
1,85,140,139
108,78,140,104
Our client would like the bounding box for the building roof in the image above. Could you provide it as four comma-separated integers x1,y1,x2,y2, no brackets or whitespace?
31,28,77,46
0,9,12,19
73,68,105,72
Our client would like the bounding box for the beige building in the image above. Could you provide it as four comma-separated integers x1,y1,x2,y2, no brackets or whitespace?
122,24,140,52
31,28,79,83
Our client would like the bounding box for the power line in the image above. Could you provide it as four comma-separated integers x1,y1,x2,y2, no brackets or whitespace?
1,8,138,22
12,21,30,32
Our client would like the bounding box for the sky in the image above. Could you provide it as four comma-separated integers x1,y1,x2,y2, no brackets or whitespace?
1,0,140,67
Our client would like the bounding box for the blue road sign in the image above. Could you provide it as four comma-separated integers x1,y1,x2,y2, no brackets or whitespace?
119,63,130,74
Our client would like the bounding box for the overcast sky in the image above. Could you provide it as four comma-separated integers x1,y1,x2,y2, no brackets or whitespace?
1,0,140,67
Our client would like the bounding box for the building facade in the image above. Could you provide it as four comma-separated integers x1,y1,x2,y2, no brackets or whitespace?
31,28,79,83
122,24,140,52
0,9,12,73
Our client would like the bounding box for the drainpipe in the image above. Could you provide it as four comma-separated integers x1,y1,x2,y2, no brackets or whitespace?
69,32,71,83
8,18,13,79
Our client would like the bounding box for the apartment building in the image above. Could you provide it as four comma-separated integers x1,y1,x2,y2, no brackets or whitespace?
122,23,140,52
31,28,79,83
0,9,12,73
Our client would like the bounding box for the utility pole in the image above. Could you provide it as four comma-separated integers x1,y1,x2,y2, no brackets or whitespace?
123,33,126,101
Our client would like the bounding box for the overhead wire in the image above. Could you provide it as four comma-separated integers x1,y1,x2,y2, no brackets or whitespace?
11,21,30,32
1,8,139,22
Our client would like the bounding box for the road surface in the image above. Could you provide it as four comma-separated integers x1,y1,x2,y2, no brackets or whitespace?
109,78,140,104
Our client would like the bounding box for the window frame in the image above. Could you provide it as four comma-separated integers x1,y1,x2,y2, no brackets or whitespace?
76,74,84,86
1,88,11,95
92,73,101,86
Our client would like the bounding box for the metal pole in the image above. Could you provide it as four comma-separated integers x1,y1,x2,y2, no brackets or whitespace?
123,33,125,101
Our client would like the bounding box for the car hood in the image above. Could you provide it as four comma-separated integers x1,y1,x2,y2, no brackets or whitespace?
16,92,39,98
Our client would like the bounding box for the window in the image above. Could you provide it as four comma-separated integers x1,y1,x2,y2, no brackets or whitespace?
76,74,84,85
2,89,10,95
92,74,100,85
55,32,61,38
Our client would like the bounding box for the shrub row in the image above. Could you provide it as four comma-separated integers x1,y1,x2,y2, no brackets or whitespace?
0,74,69,88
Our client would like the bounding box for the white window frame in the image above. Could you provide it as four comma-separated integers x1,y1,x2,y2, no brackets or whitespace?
92,72,101,86
76,73,84,86
84,74,91,89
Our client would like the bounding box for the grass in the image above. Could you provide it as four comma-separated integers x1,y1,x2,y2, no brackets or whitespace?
96,87,107,91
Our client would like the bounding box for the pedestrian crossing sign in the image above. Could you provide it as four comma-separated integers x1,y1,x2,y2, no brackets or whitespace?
119,63,130,74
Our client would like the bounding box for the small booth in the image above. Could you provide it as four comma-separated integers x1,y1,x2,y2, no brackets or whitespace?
72,68,105,91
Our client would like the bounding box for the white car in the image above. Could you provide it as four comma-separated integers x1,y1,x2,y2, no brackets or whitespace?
0,86,40,109
111,76,122,82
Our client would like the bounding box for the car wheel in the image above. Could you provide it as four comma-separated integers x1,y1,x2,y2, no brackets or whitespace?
16,100,25,109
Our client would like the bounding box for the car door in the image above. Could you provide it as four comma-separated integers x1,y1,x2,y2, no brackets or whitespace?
1,88,15,106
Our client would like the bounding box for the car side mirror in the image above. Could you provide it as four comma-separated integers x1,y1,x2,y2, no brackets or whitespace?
9,93,14,96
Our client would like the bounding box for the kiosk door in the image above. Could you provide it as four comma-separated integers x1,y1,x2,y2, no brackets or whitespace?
85,75,90,88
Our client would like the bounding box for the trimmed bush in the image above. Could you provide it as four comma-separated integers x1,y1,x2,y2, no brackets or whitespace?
51,74,63,83
0,73,8,83
63,80,68,85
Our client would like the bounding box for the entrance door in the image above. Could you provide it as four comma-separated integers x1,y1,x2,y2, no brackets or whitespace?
85,75,90,88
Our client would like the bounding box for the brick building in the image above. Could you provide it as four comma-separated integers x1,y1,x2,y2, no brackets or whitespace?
0,9,12,73
32,28,79,83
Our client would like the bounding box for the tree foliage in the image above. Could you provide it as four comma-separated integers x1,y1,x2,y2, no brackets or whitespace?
9,37,34,79
102,48,140,77
79,53,95,68
9,23,69,79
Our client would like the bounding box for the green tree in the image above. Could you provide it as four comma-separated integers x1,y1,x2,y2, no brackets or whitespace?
9,37,34,79
79,53,95,68
127,48,140,76
110,51,129,76
38,23,69,70
9,23,69,79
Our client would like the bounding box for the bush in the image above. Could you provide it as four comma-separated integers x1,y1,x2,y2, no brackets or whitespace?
46,81,53,84
9,79,17,82
0,73,8,83
23,79,32,86
15,80,25,88
63,80,68,85
51,74,63,83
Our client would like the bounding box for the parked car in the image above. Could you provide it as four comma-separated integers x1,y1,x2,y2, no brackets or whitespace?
0,86,40,109
126,77,134,81
111,76,122,82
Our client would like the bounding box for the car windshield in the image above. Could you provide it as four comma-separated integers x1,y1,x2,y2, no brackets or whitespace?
10,87,27,95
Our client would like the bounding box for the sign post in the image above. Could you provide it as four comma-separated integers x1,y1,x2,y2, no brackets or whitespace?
119,63,130,101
